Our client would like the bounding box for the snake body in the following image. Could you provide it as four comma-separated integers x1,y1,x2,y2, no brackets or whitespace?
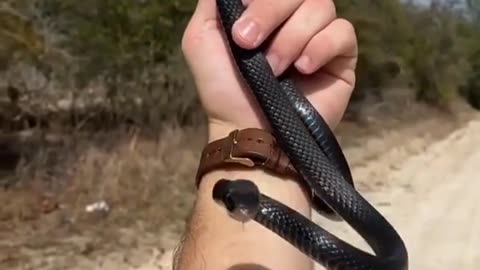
212,0,409,269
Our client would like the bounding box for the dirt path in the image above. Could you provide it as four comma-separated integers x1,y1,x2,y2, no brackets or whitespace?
314,117,480,270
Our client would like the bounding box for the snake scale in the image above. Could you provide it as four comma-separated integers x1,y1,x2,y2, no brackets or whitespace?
211,0,409,269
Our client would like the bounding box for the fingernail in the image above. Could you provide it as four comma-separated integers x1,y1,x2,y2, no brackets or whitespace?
234,18,261,46
295,55,312,73
266,53,281,75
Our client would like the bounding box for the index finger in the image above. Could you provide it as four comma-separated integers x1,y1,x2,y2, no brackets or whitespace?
231,0,304,49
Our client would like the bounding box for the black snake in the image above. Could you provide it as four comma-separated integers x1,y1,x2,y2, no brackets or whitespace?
211,0,409,269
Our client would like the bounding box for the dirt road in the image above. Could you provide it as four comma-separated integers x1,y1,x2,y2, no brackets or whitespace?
314,117,480,270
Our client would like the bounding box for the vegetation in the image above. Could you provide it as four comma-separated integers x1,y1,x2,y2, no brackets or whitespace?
0,0,479,131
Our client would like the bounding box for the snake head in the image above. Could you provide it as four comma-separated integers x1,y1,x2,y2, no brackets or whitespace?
213,179,261,222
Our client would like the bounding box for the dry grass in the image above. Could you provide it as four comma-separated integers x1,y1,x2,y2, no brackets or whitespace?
0,123,207,255
60,125,205,233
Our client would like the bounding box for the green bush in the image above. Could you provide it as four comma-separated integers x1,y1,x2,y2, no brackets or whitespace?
0,5,46,72
460,47,480,109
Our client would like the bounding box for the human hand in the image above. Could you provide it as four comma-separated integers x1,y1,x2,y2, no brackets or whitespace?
181,0,358,141
177,2,358,269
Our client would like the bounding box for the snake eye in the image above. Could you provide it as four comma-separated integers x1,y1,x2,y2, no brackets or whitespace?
224,193,236,212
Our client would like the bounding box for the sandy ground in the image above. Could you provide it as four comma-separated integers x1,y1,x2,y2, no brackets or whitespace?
313,116,480,270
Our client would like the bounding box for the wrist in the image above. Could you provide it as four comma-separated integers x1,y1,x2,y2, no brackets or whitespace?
203,120,309,203
207,118,270,142
197,168,311,216
178,169,312,270
174,123,313,270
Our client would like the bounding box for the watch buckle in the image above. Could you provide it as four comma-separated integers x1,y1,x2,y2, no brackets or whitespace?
224,129,255,167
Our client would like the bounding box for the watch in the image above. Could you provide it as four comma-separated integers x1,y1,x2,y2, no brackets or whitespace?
195,128,299,187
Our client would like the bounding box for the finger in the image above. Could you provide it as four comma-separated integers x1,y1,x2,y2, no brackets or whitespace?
232,0,304,49
321,56,357,88
292,67,354,129
264,0,337,76
294,18,357,76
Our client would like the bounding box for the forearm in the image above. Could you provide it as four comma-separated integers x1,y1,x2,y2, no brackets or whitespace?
174,125,314,270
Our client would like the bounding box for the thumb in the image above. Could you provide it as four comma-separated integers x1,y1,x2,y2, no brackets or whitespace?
182,0,218,47
192,0,217,23
182,0,237,86
181,0,223,64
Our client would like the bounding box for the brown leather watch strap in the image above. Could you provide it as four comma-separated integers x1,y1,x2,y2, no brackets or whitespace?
195,128,299,187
